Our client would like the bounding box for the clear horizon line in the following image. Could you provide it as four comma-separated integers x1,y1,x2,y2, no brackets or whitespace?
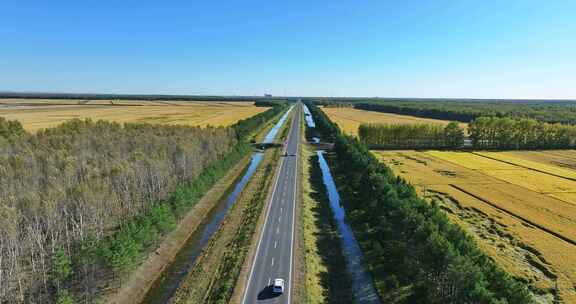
1,90,575,102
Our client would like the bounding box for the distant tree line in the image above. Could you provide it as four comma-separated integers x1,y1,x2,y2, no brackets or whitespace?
470,116,576,149
0,104,286,303
253,100,285,107
353,101,576,124
359,122,464,149
306,103,534,303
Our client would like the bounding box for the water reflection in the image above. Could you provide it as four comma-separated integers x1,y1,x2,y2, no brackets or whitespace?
317,151,381,304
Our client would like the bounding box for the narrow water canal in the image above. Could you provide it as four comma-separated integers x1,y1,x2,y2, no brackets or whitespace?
141,106,293,303
263,106,293,143
317,151,381,304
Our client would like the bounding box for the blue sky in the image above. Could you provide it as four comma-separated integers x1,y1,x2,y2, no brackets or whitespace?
1,0,575,99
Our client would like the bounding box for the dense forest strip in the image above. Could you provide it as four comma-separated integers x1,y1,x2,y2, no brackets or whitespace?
306,102,534,303
351,101,576,124
0,104,286,303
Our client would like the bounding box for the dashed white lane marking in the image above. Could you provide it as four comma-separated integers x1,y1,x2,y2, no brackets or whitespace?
276,227,279,234
274,240,277,248
268,277,271,286
280,207,283,213
271,257,275,267
278,215,281,223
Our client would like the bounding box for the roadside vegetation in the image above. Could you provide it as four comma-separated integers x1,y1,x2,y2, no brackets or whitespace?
306,102,534,303
359,122,464,149
0,104,286,303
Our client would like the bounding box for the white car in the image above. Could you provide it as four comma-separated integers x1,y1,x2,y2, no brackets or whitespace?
272,278,285,294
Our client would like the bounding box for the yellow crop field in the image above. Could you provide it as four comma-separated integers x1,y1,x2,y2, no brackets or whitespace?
321,107,467,136
373,150,576,303
0,99,267,132
429,151,576,203
475,151,576,180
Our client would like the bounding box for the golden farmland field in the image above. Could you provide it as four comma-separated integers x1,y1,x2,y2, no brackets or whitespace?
0,99,268,132
373,150,576,303
321,107,467,136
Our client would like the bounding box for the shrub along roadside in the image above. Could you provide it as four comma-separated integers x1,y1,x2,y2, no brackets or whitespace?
307,102,534,303
54,104,287,303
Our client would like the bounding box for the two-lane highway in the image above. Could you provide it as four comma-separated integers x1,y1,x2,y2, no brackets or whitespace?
242,103,301,304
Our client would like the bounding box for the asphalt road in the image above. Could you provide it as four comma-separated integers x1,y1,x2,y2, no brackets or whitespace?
242,103,301,304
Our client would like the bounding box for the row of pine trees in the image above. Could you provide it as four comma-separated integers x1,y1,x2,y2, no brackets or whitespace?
358,122,464,149
358,116,576,150
470,116,576,149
